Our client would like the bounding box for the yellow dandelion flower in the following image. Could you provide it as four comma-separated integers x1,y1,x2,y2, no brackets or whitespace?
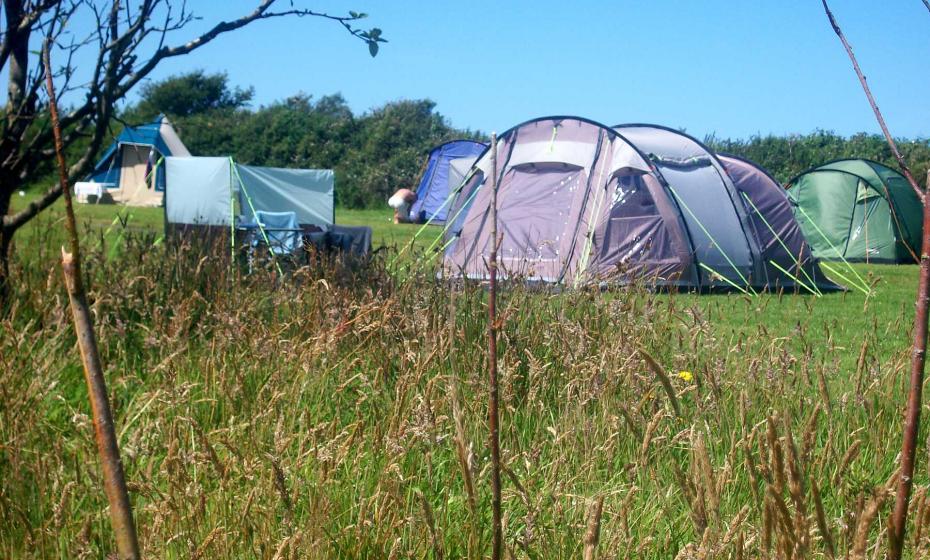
678,370,693,382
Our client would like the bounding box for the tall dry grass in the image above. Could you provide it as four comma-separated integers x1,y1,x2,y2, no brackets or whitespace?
0,220,927,558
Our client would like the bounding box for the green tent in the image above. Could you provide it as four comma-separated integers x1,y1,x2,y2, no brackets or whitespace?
786,159,922,264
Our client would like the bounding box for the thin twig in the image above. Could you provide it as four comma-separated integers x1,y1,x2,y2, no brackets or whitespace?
487,132,503,560
819,3,930,558
821,0,925,199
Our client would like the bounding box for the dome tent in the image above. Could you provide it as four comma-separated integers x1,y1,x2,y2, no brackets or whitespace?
786,159,922,264
442,117,837,293
410,139,487,224
87,115,191,207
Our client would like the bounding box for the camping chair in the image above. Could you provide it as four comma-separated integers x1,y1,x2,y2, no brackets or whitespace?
240,210,301,273
242,210,301,255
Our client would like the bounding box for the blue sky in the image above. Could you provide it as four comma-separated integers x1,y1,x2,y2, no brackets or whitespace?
70,1,930,139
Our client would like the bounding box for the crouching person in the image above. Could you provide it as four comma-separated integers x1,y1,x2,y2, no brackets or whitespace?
388,188,417,224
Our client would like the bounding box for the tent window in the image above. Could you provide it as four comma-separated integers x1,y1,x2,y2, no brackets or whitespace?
855,179,881,203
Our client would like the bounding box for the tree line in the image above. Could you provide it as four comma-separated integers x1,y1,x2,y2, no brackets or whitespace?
111,72,930,208
706,131,930,186
117,71,484,208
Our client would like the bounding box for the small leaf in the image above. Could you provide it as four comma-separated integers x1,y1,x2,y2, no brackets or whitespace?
368,40,379,57
368,27,382,40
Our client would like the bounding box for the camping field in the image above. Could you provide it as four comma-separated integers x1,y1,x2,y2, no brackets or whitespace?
2,196,928,558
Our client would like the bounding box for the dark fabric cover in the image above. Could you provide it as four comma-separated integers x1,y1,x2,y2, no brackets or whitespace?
589,173,696,284
410,140,487,224
307,225,372,257
719,155,839,291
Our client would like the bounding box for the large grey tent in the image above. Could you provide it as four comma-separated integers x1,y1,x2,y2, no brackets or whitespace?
442,117,836,292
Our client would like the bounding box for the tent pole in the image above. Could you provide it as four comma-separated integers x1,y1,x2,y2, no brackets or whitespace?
390,166,479,270
768,260,818,296
230,158,236,275
667,183,757,295
864,199,870,265
740,192,822,295
697,262,750,295
231,159,284,277
819,262,869,295
572,139,611,288
795,205,871,293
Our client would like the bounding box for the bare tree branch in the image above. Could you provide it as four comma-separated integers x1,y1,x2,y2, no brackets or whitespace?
821,0,925,200
821,2,930,559
1,0,384,247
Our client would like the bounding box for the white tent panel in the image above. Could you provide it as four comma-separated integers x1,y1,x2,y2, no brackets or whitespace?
618,126,708,161
160,117,191,157
448,156,478,192
607,139,652,176
506,140,595,169
166,157,232,225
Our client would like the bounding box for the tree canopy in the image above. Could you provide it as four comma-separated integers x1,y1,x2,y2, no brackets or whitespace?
131,71,255,119
705,131,930,186
0,1,385,297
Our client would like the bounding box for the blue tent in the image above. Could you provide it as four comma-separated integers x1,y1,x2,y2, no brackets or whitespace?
87,115,190,206
410,139,487,224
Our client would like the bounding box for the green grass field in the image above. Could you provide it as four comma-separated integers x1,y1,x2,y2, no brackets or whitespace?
3,195,927,558
13,192,914,372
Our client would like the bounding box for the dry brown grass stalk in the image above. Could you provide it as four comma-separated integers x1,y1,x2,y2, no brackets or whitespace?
582,495,604,560
416,489,444,560
835,439,863,487
639,348,681,417
812,478,837,558
851,488,890,560
640,410,665,466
